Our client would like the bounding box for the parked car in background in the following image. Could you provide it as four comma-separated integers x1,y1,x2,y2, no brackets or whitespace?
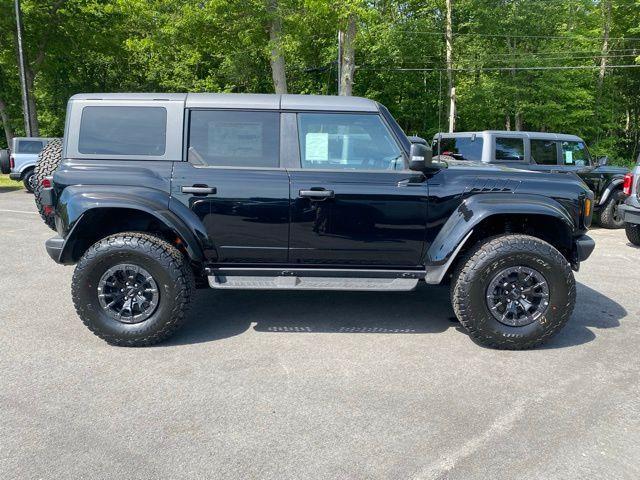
620,156,640,246
432,131,629,228
40,93,595,350
8,137,56,192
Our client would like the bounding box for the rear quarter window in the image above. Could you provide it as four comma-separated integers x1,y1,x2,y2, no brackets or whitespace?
16,140,44,154
78,106,167,156
437,137,483,160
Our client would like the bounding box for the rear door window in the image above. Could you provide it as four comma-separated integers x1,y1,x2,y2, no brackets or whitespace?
495,137,525,161
78,106,167,156
530,139,558,165
188,110,280,168
437,137,483,160
17,140,44,154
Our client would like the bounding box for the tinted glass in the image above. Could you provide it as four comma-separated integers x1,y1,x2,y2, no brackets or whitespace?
298,113,403,170
437,137,483,160
188,110,279,167
79,106,167,156
530,139,558,165
17,140,44,154
495,137,524,161
561,141,591,166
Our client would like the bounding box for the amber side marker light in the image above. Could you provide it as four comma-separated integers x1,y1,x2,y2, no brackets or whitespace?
584,198,592,218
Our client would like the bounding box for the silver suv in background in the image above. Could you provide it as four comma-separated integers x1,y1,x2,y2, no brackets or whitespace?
7,137,56,192
620,155,640,246
432,131,629,228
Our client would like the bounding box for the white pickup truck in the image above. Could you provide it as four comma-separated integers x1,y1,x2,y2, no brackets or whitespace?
7,137,56,192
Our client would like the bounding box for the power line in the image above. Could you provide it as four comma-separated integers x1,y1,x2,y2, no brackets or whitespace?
358,64,640,72
394,31,640,41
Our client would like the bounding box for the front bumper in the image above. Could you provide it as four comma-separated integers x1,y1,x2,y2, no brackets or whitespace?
9,172,22,181
574,234,595,263
45,236,65,263
619,203,640,225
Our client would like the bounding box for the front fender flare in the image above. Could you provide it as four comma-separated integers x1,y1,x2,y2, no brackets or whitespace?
598,178,624,206
56,185,206,264
423,193,575,284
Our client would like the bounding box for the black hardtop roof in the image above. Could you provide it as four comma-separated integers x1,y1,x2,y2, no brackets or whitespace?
69,93,380,112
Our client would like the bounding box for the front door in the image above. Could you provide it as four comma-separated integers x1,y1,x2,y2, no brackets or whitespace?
171,109,290,264
288,112,429,267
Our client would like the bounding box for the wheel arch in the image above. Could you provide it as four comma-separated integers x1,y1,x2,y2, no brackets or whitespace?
424,194,576,284
598,178,624,206
55,187,206,265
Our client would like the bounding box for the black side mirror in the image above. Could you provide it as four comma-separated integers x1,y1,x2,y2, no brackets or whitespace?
598,156,609,166
409,142,433,172
407,135,427,145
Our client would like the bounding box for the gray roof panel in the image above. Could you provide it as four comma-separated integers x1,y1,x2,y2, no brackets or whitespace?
186,93,280,109
280,94,379,112
69,93,187,102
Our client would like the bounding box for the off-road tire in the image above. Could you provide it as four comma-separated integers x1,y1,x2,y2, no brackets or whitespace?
72,232,194,347
451,234,576,350
598,189,626,229
34,138,63,230
625,222,640,246
0,149,10,174
22,169,35,193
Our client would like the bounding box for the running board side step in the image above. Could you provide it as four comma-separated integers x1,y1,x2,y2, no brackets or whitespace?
207,268,423,291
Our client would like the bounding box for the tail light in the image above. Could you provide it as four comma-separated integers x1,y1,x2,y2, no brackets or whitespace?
41,177,51,188
9,155,14,169
623,173,633,196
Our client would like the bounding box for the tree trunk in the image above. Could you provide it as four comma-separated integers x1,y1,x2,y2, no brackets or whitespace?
515,112,523,131
445,0,455,132
505,113,511,131
339,13,357,96
0,97,14,147
267,0,287,94
25,67,39,136
598,0,611,89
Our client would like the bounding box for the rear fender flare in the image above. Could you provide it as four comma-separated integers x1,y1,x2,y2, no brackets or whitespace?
423,193,575,284
56,185,207,264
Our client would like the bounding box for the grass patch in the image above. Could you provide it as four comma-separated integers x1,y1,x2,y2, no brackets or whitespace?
0,174,24,191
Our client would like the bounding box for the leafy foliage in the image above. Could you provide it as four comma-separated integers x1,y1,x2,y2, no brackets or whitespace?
0,0,638,165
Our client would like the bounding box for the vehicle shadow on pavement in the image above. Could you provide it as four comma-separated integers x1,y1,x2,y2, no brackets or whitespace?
539,282,626,349
164,284,455,346
164,282,625,349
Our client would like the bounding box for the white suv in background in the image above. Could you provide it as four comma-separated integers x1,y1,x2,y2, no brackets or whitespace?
8,137,56,192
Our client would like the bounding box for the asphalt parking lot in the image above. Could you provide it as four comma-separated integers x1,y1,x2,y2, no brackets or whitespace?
1,187,639,480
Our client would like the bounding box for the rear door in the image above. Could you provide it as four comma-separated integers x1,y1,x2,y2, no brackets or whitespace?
287,112,429,267
171,109,290,264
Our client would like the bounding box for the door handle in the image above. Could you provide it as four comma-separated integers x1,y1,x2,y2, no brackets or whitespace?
181,185,217,195
299,189,334,200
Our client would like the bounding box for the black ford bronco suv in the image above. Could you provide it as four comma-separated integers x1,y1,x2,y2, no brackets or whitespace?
41,93,595,349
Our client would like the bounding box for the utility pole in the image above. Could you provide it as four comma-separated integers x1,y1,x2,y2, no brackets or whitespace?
14,0,31,137
337,30,344,94
445,0,455,132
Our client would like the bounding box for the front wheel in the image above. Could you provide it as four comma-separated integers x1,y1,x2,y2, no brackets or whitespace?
451,234,576,350
71,232,193,346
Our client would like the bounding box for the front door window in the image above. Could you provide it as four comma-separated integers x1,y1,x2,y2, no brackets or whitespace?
561,141,591,167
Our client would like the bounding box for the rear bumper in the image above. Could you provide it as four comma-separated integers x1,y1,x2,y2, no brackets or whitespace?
574,234,595,262
619,203,640,225
9,172,22,181
45,236,65,263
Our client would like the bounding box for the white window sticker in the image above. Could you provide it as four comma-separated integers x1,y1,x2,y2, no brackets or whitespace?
564,150,573,164
305,133,329,161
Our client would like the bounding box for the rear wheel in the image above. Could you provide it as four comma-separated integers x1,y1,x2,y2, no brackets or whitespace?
625,223,640,246
71,232,193,346
451,234,575,350
22,169,36,193
599,189,626,229
34,138,63,230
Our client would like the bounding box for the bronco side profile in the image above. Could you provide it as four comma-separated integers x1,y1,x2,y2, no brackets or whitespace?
432,131,629,228
41,93,595,349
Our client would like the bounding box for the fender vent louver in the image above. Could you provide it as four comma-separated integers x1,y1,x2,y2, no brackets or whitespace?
466,178,520,194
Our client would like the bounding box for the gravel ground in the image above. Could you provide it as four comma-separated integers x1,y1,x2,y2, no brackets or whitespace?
1,188,638,480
